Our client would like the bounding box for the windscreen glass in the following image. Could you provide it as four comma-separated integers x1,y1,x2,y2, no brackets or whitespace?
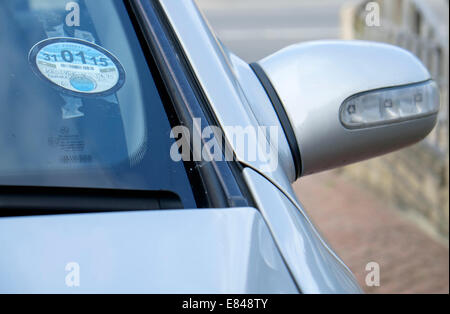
0,0,197,208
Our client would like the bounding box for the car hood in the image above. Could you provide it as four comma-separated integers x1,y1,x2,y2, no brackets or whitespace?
0,207,297,293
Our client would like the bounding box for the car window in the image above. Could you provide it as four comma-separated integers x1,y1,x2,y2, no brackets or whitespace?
0,0,197,208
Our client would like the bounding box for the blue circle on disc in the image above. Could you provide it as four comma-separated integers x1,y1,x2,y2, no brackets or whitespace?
70,75,96,92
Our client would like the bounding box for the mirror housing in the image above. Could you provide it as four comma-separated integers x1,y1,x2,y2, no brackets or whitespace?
252,41,440,178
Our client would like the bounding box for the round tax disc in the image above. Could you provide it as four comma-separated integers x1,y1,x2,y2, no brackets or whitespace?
29,37,126,97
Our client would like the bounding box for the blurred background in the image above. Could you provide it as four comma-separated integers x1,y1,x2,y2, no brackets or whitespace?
196,0,449,293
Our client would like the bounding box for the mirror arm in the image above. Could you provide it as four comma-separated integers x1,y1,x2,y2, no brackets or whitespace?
250,62,302,178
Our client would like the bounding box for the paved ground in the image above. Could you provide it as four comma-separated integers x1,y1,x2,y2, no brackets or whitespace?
197,0,449,294
293,171,449,294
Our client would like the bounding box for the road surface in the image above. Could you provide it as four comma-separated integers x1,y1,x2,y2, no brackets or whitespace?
196,0,348,62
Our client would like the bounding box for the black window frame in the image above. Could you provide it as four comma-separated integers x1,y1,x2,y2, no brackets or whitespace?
125,0,254,209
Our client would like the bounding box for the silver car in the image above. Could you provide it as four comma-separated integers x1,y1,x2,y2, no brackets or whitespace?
0,0,439,294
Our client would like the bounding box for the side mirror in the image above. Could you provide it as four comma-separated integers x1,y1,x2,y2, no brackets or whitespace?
251,40,440,178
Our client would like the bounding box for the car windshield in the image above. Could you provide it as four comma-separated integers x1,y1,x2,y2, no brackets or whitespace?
0,0,197,208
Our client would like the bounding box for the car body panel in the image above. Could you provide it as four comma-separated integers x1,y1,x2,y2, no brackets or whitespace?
243,168,362,293
0,207,297,293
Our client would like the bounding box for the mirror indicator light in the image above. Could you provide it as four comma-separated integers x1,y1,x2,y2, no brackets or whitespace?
340,81,439,129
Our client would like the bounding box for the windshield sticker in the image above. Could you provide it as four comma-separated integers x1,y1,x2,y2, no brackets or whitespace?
61,95,84,120
28,37,125,97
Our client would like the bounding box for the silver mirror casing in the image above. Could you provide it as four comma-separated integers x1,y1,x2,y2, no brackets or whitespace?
256,40,439,177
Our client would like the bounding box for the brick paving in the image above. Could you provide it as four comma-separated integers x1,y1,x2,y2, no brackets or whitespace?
293,171,449,294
